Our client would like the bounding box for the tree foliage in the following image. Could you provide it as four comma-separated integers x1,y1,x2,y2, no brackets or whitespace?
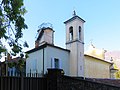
0,0,28,57
115,70,120,79
7,56,26,76
113,63,120,79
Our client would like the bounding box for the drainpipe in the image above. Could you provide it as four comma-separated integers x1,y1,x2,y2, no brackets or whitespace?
43,48,44,75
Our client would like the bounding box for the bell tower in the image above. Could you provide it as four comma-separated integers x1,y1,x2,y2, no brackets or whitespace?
64,11,85,77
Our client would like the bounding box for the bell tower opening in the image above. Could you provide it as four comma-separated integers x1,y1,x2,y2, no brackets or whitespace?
69,26,73,41
79,26,82,40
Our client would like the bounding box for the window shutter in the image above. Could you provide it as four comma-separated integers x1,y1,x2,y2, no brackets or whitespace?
51,58,54,68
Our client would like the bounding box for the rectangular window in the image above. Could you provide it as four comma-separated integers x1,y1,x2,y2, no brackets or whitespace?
51,58,61,69
54,58,59,68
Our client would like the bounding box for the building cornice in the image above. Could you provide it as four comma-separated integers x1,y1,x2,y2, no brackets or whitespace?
66,39,84,45
64,15,85,24
26,43,70,54
84,54,112,64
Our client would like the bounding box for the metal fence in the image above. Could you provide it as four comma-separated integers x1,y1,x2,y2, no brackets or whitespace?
0,69,120,90
0,76,47,90
27,73,42,77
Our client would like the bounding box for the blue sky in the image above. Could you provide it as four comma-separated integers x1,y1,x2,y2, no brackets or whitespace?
23,0,120,52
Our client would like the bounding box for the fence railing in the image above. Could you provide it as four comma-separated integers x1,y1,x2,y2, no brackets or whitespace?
27,73,42,77
0,76,47,90
0,69,120,90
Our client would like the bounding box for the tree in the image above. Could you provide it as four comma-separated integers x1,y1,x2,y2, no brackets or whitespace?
113,63,120,79
0,0,28,58
7,56,26,76
115,70,120,79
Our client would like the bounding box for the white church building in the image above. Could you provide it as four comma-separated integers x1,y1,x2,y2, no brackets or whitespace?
26,11,113,78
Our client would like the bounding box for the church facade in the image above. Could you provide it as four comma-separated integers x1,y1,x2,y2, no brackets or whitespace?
26,12,113,78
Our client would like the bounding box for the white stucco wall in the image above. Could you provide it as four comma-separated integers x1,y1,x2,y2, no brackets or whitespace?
38,29,54,45
26,49,44,76
44,46,70,75
26,45,70,76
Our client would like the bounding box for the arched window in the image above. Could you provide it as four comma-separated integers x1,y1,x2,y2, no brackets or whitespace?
69,26,73,41
79,26,81,40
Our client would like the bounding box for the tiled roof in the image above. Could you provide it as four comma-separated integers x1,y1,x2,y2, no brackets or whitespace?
84,54,112,64
26,43,70,54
